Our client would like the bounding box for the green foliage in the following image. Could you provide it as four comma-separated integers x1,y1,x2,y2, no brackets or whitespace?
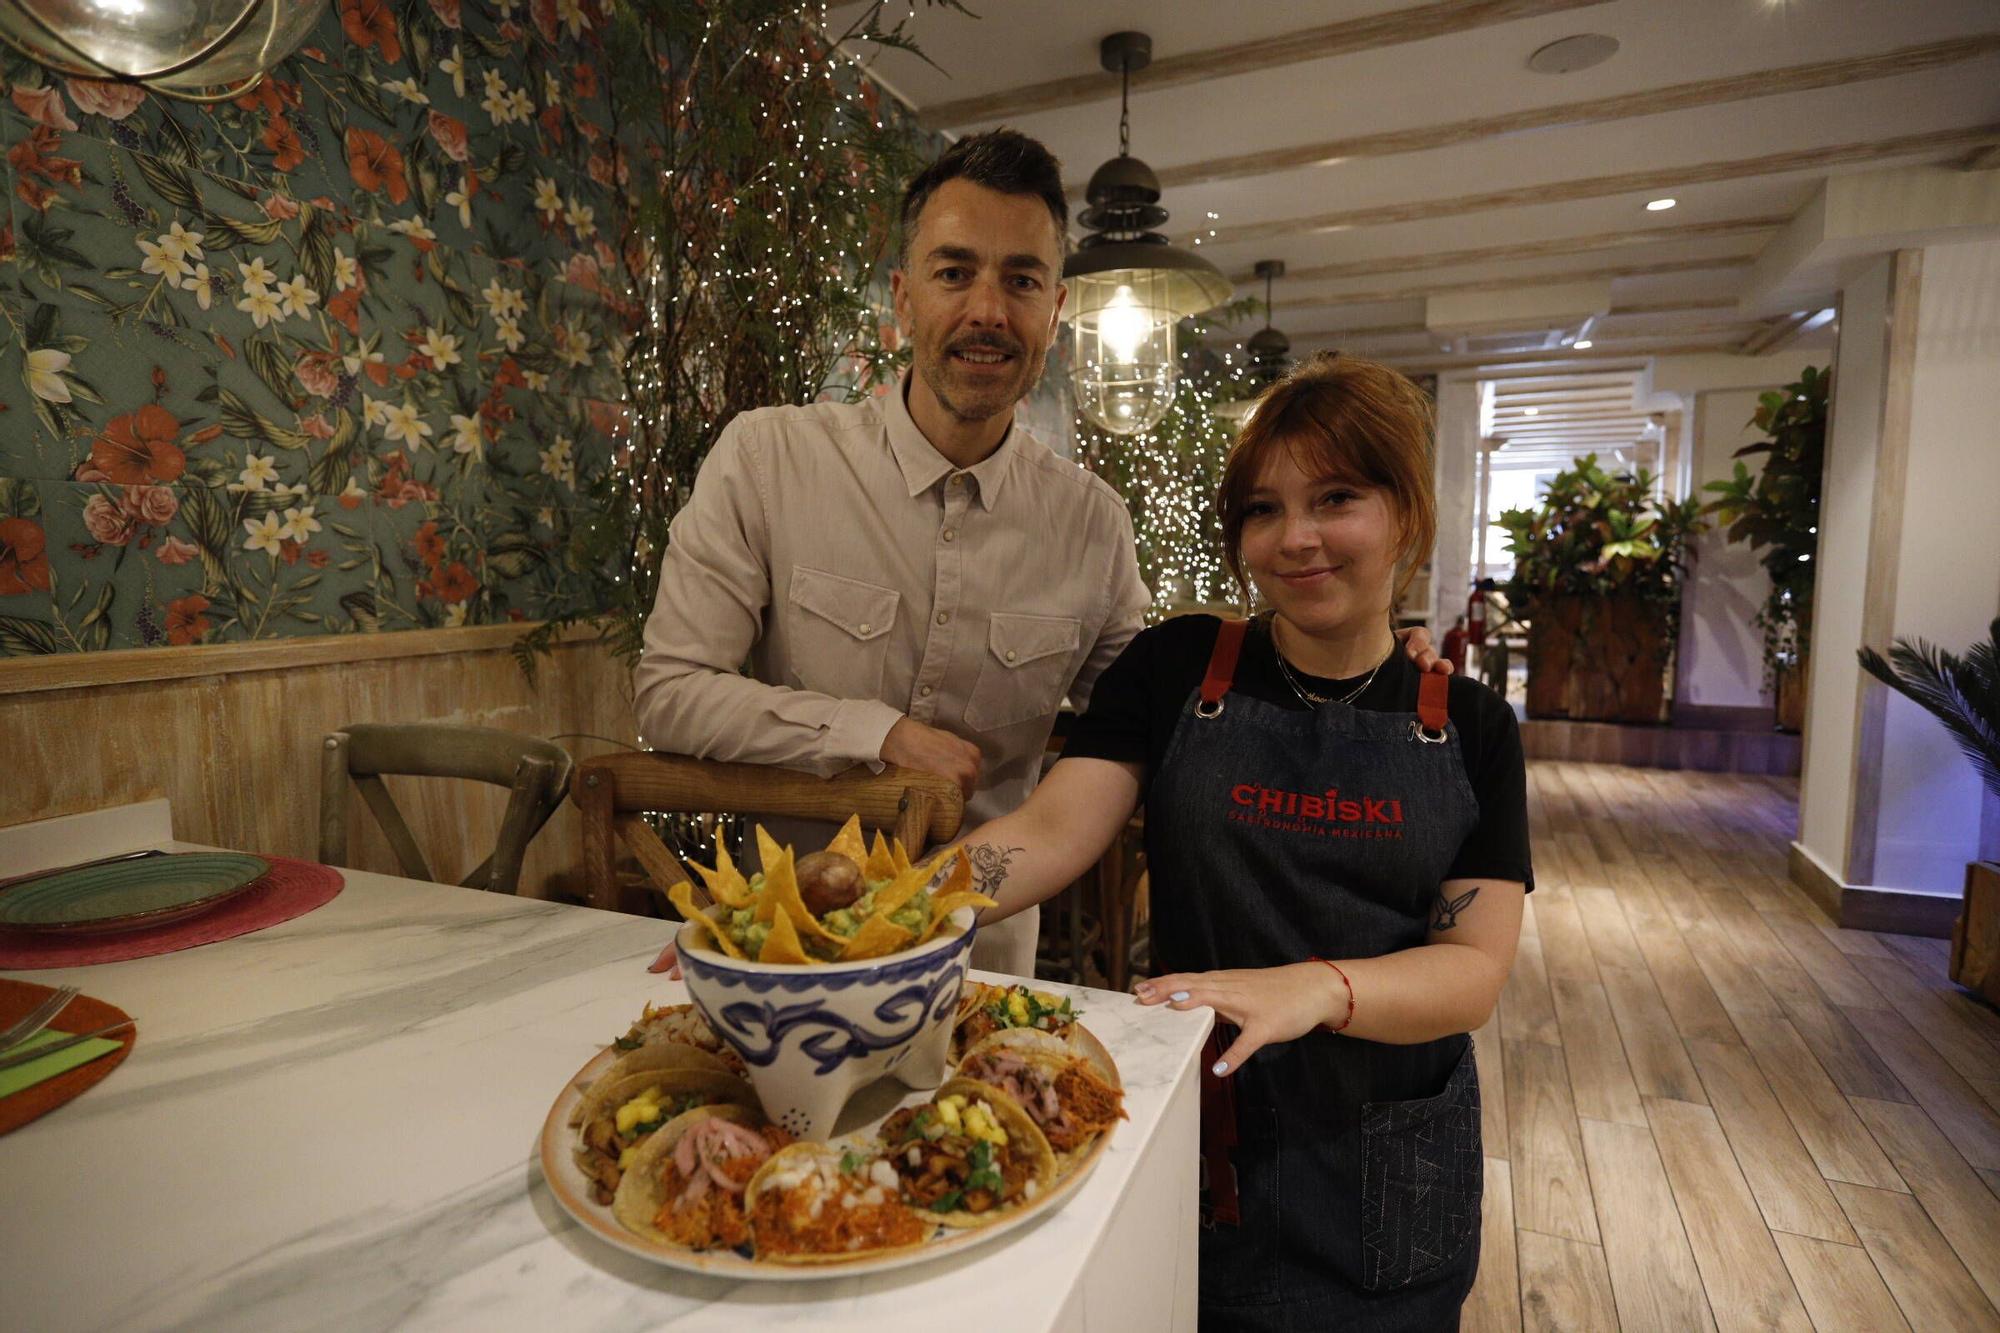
1701,366,1828,683
1496,454,1705,613
516,0,949,678
1858,619,2000,801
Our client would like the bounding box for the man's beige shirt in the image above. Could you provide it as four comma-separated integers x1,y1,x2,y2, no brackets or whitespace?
634,376,1151,833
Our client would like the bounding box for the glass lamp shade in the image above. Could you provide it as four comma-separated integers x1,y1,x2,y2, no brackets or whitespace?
0,0,326,97
1069,269,1180,436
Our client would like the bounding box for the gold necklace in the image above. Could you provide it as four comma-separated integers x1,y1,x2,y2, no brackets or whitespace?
1271,623,1388,708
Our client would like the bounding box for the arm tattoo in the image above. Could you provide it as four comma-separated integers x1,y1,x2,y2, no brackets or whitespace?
967,843,1024,897
1433,886,1480,931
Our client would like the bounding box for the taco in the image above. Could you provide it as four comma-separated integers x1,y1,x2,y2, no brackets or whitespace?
876,1077,1057,1228
567,1038,739,1129
951,981,1080,1061
745,1142,929,1263
612,1104,794,1251
573,1067,757,1205
609,1002,747,1076
958,1028,1126,1167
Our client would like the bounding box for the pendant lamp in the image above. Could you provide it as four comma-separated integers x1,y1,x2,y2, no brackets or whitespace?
1213,260,1294,425
0,0,325,102
1065,31,1231,436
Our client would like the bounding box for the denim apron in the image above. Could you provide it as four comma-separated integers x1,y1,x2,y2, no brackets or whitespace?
1147,619,1485,1332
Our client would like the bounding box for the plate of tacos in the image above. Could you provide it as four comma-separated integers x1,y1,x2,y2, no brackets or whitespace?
539,992,1127,1279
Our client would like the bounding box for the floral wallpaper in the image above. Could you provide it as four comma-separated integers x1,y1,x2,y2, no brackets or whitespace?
0,0,631,654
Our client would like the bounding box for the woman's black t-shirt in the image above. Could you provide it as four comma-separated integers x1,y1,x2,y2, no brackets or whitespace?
1061,613,1533,891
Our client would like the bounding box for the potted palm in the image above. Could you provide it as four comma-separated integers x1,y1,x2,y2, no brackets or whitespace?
1859,620,2000,1002
1497,455,1705,723
1701,366,1829,732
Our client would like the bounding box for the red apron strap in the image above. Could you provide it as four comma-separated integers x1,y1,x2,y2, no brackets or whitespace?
1200,618,1251,709
1417,670,1450,734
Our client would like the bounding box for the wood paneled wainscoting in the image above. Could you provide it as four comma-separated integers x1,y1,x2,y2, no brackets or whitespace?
0,626,637,899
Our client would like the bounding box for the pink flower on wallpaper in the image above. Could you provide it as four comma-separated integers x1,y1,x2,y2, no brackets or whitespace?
82,493,137,546
65,79,146,121
530,0,559,44
428,0,462,29
121,484,179,526
11,84,77,131
154,535,200,566
427,111,471,163
294,351,342,397
262,193,302,221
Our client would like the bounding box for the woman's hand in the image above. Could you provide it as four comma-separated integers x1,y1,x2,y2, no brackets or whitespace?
1135,962,1341,1076
648,939,682,978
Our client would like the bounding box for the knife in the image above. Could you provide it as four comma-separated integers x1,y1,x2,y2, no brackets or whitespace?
0,1020,135,1074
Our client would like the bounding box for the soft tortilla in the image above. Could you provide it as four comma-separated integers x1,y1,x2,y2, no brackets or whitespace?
908,1077,1058,1230
744,1142,930,1265
611,1102,768,1246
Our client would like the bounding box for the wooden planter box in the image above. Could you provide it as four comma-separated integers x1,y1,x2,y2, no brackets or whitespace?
1951,861,2000,1007
1775,662,1807,734
1524,594,1673,723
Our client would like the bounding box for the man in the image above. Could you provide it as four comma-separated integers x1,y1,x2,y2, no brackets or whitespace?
634,129,1435,976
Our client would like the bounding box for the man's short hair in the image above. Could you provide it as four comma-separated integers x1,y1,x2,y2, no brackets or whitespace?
899,129,1068,267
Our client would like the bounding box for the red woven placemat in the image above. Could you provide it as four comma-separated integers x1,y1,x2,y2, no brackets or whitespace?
0,856,343,969
0,982,134,1134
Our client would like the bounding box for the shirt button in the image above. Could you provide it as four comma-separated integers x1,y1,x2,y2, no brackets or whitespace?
949,474,964,488
942,529,956,542
920,685,933,697
936,612,950,626
858,622,871,635
1005,650,1017,662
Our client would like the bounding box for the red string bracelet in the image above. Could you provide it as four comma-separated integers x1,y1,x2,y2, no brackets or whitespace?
1309,957,1355,1033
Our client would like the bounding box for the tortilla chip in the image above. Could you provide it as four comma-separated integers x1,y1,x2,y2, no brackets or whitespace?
758,899,811,964
922,888,996,942
667,881,746,960
755,825,844,945
695,841,754,910
870,861,931,920
863,830,897,883
841,912,915,961
890,838,913,876
827,816,868,871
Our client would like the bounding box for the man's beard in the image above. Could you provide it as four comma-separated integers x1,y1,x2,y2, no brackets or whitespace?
917,340,1043,424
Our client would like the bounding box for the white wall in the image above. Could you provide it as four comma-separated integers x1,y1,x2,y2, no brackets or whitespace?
1678,386,1781,711
1432,377,1482,631
1799,256,1893,874
1869,237,2000,891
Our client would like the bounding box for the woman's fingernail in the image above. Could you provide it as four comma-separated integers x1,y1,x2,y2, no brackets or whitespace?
1212,1060,1229,1076
1134,984,1153,997
1170,990,1190,1003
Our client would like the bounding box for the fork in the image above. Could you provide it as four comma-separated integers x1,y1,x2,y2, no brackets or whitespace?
0,985,80,1054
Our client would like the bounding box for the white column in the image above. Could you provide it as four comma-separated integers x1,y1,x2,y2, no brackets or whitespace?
1431,377,1482,632
1797,239,2000,915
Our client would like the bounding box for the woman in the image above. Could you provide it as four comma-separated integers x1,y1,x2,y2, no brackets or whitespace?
961,352,1531,1330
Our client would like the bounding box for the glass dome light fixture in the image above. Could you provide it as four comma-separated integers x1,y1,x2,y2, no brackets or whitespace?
1213,259,1294,425
0,0,326,102
1066,30,1232,437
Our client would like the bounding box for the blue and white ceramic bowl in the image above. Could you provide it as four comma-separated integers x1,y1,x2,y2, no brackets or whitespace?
675,911,977,1141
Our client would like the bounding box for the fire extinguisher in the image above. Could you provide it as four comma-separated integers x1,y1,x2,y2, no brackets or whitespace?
1441,616,1470,674
1467,582,1490,647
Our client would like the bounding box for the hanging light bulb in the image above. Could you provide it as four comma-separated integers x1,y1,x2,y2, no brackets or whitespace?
0,0,325,101
1213,260,1294,425
1066,31,1231,437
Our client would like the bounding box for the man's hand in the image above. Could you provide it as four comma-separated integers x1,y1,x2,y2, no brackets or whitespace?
880,717,983,800
1396,624,1452,675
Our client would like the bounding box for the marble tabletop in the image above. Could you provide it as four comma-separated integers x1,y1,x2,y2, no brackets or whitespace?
0,844,1211,1332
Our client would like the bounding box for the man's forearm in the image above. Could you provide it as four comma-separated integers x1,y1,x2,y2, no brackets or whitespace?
633,657,901,777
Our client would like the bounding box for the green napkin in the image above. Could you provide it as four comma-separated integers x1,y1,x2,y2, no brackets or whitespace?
0,1029,123,1099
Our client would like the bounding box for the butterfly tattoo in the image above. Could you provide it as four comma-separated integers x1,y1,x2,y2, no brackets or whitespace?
1432,886,1480,931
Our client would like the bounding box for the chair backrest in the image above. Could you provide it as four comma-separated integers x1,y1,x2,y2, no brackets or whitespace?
319,723,576,895
571,752,964,913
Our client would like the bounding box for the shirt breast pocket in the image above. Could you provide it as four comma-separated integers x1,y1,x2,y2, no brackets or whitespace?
784,566,899,700
964,612,1081,732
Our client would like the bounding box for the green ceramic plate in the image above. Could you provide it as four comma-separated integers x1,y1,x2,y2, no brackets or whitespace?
0,853,270,935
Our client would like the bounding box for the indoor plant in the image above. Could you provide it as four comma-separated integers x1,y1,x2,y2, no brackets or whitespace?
1497,454,1705,723
1701,365,1829,731
1858,620,2000,1002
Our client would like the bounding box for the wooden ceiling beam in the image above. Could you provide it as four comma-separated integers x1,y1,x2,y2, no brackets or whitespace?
1194,124,2000,247
1359,340,1742,372
1272,257,1752,313
1237,219,1783,287
915,0,1612,130
1129,37,2000,194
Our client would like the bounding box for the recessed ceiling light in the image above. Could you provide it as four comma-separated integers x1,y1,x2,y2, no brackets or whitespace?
1527,33,1619,75
1646,198,1677,211
1574,340,1594,350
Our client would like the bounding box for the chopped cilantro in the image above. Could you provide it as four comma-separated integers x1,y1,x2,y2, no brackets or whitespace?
840,1148,865,1175
930,1188,963,1212
612,1035,642,1051
964,1140,1003,1195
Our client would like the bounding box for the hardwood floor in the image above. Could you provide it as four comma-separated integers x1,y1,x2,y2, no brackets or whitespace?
1464,763,2000,1332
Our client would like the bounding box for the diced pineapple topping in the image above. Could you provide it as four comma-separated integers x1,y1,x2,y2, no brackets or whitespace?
962,1100,1009,1147
936,1095,965,1131
615,1085,665,1136
1007,992,1030,1025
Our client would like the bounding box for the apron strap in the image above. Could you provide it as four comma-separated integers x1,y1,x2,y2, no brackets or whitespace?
1418,671,1449,731
1197,618,1251,718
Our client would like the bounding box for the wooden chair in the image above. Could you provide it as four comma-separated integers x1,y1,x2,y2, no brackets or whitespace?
572,753,963,913
319,724,575,896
